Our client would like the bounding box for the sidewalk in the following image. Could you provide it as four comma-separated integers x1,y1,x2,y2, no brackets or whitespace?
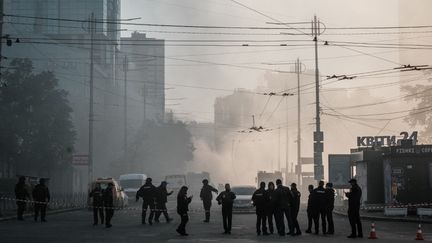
0,207,83,222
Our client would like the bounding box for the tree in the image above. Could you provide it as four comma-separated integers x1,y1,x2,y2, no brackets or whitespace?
0,59,75,178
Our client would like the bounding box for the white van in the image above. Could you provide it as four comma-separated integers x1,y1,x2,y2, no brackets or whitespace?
119,174,147,201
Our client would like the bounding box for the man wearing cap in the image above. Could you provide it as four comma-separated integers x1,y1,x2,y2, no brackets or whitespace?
136,177,157,225
252,181,269,236
290,183,301,235
154,181,173,223
346,179,363,238
312,180,327,235
325,182,335,234
200,179,218,223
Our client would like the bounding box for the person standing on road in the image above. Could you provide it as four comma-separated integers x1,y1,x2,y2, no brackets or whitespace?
89,183,104,225
325,182,335,234
274,179,292,236
266,182,276,234
32,178,50,222
176,186,192,236
305,184,315,233
15,176,29,221
136,178,157,225
312,181,327,235
154,181,173,223
346,179,363,238
216,183,236,234
200,179,218,223
103,182,114,228
252,181,269,236
290,183,301,236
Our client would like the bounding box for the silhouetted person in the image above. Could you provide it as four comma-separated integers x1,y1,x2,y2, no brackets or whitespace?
266,182,276,234
89,183,104,225
32,178,50,222
176,186,192,236
252,181,269,236
346,179,362,238
154,181,173,223
305,184,315,233
103,182,114,228
290,183,301,235
15,176,29,221
136,177,156,225
200,179,218,223
274,179,293,236
216,183,236,234
312,181,327,234
325,182,335,234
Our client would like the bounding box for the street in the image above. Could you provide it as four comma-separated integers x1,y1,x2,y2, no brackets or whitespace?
0,202,430,243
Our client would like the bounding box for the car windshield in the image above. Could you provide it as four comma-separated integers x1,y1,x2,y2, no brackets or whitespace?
232,187,255,195
120,179,142,188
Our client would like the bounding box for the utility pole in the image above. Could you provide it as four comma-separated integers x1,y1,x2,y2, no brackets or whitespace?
278,126,281,171
285,83,289,184
312,15,324,181
143,83,147,121
123,55,128,155
0,0,4,84
295,58,303,185
88,13,95,183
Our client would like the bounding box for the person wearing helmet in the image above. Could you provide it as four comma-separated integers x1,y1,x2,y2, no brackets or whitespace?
199,179,218,223
136,177,157,225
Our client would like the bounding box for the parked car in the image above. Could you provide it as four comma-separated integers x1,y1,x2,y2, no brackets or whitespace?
88,178,128,209
231,186,256,213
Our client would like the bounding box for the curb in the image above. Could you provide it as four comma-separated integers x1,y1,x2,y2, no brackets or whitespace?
334,210,432,224
0,207,84,222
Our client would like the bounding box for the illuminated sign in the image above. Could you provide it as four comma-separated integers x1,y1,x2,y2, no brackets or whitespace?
357,131,417,147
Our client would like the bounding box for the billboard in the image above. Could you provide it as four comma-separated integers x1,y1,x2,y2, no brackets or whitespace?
328,154,351,189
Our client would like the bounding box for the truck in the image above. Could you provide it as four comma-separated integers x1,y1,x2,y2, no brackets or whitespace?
119,174,147,202
256,171,283,187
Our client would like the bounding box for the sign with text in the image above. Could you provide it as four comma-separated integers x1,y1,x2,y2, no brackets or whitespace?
72,155,89,166
357,131,417,147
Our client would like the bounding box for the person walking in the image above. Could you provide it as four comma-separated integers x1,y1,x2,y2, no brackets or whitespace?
200,179,218,223
290,183,301,236
325,182,335,234
154,181,173,223
252,182,269,236
89,183,104,225
15,176,29,221
176,186,192,236
103,182,114,228
266,181,276,234
305,184,315,233
32,178,50,222
216,183,236,234
312,181,327,235
136,178,157,225
346,179,363,238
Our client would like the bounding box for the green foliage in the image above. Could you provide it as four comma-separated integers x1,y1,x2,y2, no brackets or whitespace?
0,59,76,176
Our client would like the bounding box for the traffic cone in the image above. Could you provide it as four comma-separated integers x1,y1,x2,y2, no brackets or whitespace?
368,222,378,239
415,224,424,241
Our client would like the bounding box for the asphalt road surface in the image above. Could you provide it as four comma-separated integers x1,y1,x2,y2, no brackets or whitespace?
0,201,430,242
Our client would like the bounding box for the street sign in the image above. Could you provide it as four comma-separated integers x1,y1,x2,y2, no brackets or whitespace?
314,164,324,181
314,131,324,142
301,157,314,164
72,154,89,166
314,142,324,153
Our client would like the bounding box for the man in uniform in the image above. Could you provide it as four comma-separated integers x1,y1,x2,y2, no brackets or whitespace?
154,181,173,223
32,178,50,222
274,179,292,236
290,183,301,236
305,184,315,233
266,182,276,234
15,176,29,221
252,182,269,236
103,182,114,228
346,179,363,238
200,179,218,223
136,178,157,225
216,183,236,234
89,183,104,225
325,182,335,234
312,181,327,235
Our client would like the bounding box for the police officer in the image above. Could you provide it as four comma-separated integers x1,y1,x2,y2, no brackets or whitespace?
89,183,104,225
312,181,327,235
216,183,236,234
266,182,276,234
103,182,114,228
346,179,363,238
274,179,292,236
136,178,157,225
176,186,192,236
325,182,335,234
305,184,315,233
252,182,269,236
154,181,173,223
32,178,50,222
15,176,29,221
200,179,218,223
290,183,301,236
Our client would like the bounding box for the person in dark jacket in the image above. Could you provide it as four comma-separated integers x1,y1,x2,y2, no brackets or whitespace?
176,186,192,236
216,183,236,234
252,182,269,236
89,183,104,225
136,178,157,225
325,182,335,234
266,182,276,234
346,179,363,238
312,181,327,235
200,179,218,223
305,184,315,233
274,179,293,236
15,176,29,221
290,183,301,235
154,181,173,223
103,182,114,228
32,178,50,222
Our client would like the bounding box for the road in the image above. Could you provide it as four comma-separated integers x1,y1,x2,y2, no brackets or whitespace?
0,201,430,242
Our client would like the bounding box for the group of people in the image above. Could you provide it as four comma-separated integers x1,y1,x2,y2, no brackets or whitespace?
88,182,115,228
14,177,51,222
